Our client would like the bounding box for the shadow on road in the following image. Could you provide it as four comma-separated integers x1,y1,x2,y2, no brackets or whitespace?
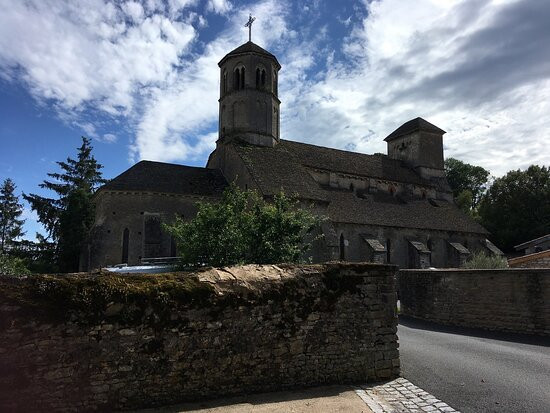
398,315,550,347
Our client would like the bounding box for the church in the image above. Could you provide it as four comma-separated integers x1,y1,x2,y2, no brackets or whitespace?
81,39,502,271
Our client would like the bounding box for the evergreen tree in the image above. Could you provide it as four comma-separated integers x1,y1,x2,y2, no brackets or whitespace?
24,137,106,271
0,178,25,253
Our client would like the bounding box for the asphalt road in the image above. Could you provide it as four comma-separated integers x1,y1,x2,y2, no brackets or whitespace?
398,317,550,413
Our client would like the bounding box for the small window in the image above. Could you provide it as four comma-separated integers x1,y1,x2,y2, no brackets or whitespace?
256,68,260,88
122,228,129,263
223,71,227,93
386,239,391,263
273,71,277,95
261,69,266,86
389,186,395,195
240,67,245,88
339,234,345,261
427,239,433,251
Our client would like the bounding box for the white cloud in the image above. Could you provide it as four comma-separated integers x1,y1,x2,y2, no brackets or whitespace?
101,133,118,143
206,0,233,15
1,0,549,178
279,0,550,176
0,0,196,113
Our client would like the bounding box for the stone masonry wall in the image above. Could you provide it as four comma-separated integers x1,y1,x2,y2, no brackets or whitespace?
508,250,550,268
0,263,399,412
399,268,550,335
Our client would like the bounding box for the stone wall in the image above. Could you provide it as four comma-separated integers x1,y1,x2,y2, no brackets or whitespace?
0,263,399,412
508,250,550,268
399,268,550,335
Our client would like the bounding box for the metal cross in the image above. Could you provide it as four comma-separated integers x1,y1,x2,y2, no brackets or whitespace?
244,14,256,42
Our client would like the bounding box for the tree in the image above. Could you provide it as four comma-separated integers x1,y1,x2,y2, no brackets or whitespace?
0,178,25,253
24,137,106,272
478,165,550,252
165,185,322,267
444,158,490,213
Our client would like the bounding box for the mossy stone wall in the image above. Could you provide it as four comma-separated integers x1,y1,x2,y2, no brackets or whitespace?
0,263,399,412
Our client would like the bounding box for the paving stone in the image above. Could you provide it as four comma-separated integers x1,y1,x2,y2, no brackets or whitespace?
360,378,461,413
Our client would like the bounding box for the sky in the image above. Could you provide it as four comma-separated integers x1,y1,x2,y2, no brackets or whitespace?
1,0,549,240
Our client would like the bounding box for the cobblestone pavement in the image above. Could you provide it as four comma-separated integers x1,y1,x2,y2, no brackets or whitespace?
356,378,459,413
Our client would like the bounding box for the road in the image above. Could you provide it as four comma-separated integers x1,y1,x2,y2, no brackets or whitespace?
398,317,550,413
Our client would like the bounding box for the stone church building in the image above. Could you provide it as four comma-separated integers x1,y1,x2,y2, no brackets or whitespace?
82,41,501,271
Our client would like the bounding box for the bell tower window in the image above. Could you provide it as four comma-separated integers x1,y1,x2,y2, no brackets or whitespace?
240,67,245,89
234,68,240,90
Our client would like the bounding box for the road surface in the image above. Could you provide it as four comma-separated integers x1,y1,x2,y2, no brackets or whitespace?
398,316,550,413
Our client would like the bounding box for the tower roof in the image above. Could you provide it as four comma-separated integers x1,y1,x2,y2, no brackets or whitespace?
384,117,446,142
218,41,281,68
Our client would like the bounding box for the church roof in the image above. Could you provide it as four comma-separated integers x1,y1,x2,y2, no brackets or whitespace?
231,140,488,234
218,41,281,68
99,161,227,197
280,140,431,186
325,190,488,234
384,117,446,142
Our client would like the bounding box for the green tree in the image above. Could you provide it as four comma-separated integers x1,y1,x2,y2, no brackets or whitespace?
445,158,490,212
0,178,25,253
165,185,321,267
478,165,550,252
24,137,106,272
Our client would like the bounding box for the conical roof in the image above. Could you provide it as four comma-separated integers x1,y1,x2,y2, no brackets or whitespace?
218,41,280,68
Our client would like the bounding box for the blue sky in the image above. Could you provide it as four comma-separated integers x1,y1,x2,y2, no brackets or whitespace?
1,0,550,240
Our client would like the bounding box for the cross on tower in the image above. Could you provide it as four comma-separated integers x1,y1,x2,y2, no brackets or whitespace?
244,14,256,42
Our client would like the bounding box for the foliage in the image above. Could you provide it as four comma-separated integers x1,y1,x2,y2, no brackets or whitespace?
0,253,31,276
164,184,322,267
0,178,25,253
445,158,490,213
57,188,96,272
478,165,550,252
463,251,508,269
24,137,106,272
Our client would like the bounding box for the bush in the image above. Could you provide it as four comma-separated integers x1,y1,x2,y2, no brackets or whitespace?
463,251,508,269
0,253,31,276
164,185,323,267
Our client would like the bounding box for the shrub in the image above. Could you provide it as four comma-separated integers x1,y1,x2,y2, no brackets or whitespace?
0,253,31,276
463,251,508,269
164,184,323,267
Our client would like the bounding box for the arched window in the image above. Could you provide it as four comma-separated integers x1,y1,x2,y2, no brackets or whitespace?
427,238,433,251
223,70,227,93
386,239,391,263
234,68,240,90
240,67,245,88
122,228,129,264
261,69,266,86
273,71,277,95
256,68,260,89
339,233,345,261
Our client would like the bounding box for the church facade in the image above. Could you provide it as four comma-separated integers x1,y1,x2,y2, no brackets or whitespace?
82,41,501,271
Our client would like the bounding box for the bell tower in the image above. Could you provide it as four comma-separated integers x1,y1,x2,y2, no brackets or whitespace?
217,40,281,147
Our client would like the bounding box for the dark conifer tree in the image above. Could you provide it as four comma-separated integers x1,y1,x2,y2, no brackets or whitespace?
0,178,25,253
24,137,106,271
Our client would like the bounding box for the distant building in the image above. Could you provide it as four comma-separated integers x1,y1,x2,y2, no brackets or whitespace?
514,234,550,255
509,234,550,268
82,41,501,271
